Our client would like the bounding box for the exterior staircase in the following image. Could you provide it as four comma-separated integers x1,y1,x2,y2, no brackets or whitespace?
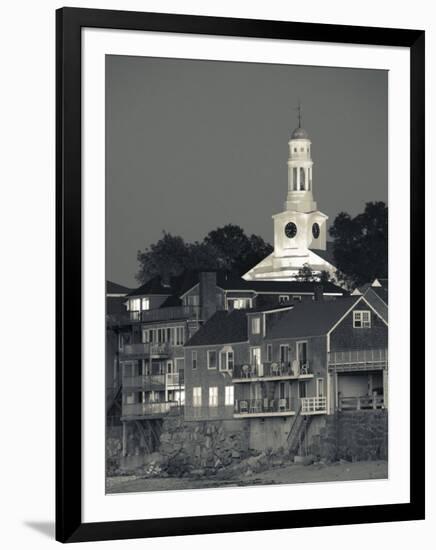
287,402,313,456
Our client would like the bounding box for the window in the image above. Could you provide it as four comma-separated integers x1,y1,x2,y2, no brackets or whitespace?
207,350,217,369
118,333,124,351
175,326,185,345
209,386,218,407
122,361,134,377
250,347,261,366
353,310,371,328
193,387,202,407
187,294,200,306
225,386,234,406
227,298,251,310
220,350,234,371
251,317,261,334
293,295,302,302
294,147,297,152
129,298,140,311
317,378,325,397
125,392,135,405
279,295,290,304
266,344,273,362
141,297,150,310
192,351,197,370
280,345,289,364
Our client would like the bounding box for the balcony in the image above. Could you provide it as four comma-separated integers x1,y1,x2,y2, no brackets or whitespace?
122,374,166,390
301,396,327,414
328,349,388,372
234,397,296,418
120,342,171,359
121,400,180,419
166,373,182,387
338,395,385,411
232,362,313,383
114,305,201,325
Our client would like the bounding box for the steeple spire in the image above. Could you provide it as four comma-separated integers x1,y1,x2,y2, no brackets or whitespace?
297,99,302,128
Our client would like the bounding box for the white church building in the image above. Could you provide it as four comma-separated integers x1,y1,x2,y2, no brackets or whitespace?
243,120,337,282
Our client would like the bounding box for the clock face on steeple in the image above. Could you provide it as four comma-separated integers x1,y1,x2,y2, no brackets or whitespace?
284,222,297,239
312,223,320,239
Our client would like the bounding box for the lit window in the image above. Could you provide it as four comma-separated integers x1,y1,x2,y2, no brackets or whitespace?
207,350,217,369
251,317,261,334
353,310,371,328
209,386,218,407
192,350,197,370
228,298,250,310
129,298,140,311
225,386,234,406
141,297,150,310
279,295,290,304
193,387,202,407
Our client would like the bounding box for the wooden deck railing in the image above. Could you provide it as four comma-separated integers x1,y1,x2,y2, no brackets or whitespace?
233,361,311,380
338,395,384,411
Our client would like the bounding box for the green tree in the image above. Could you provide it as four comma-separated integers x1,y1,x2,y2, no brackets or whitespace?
329,201,388,288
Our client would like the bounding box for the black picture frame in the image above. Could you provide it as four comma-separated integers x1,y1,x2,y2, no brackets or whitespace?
56,7,425,543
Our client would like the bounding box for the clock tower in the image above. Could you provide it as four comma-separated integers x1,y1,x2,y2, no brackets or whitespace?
243,111,337,281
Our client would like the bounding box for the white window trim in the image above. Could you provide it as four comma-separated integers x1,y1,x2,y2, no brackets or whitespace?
316,377,325,397
296,340,308,363
251,317,261,334
225,386,234,406
219,348,234,371
279,344,290,363
192,350,197,370
353,310,372,328
207,350,217,369
278,295,290,304
193,387,202,407
209,386,218,407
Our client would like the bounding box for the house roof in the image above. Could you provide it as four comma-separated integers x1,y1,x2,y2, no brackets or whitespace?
184,310,248,347
178,270,346,297
267,296,361,339
127,275,173,297
106,281,131,295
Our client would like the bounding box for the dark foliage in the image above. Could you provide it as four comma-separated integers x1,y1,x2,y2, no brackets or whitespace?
136,225,272,284
329,202,388,288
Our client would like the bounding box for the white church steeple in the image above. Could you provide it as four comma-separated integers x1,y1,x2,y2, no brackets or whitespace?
242,105,337,282
285,106,316,212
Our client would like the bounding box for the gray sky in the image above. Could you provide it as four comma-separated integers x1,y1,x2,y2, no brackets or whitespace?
106,55,387,287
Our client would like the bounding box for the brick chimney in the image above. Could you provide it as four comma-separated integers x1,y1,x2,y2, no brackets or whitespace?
199,272,217,321
314,283,324,301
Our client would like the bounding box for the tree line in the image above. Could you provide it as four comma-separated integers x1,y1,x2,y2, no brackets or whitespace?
136,201,387,289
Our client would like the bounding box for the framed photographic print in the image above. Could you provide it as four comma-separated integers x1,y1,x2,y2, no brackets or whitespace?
56,7,425,543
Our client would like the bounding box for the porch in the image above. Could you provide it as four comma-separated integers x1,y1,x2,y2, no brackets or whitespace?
121,400,180,419
234,397,296,418
232,361,313,382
